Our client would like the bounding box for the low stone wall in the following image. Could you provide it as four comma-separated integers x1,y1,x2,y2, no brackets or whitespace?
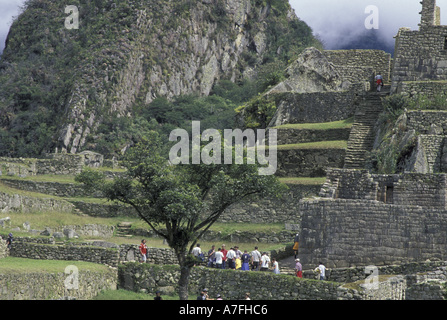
0,269,117,300
68,200,138,218
0,191,75,214
9,242,120,267
406,280,447,300
0,153,84,176
324,49,391,83
0,179,92,198
269,91,361,126
118,262,345,300
272,127,351,145
396,81,447,98
276,148,345,177
0,236,7,259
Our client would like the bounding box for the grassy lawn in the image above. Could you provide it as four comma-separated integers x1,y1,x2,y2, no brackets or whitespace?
272,118,354,130
0,181,66,200
276,140,348,150
0,257,111,274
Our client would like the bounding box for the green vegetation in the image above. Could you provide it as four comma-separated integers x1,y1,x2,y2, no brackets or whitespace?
92,289,184,300
272,118,354,130
276,140,348,150
0,257,110,274
0,0,321,159
367,92,447,174
278,177,326,185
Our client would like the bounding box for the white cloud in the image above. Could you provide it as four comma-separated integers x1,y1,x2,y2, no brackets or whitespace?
0,0,25,54
289,0,438,49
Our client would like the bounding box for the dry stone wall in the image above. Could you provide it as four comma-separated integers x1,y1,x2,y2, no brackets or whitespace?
268,90,361,126
0,269,117,300
324,49,392,82
299,198,447,269
392,25,447,93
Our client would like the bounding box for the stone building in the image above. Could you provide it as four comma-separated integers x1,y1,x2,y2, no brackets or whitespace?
298,0,447,272
392,0,447,95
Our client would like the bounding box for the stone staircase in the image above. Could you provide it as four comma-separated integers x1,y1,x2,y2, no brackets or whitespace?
115,222,133,238
344,86,390,169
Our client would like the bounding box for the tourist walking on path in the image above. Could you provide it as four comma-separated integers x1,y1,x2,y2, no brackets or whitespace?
241,250,251,271
271,258,280,274
295,258,303,278
139,239,148,263
250,246,262,271
375,74,383,92
315,262,326,280
6,233,13,250
293,233,299,259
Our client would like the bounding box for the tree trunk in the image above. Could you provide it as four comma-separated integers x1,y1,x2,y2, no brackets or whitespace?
178,264,191,300
176,251,192,300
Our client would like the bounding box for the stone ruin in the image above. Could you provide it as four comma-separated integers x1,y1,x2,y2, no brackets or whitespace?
297,0,447,275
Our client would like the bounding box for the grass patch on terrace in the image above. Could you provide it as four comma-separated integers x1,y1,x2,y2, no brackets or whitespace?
342,274,398,292
0,174,78,183
0,211,129,237
0,257,110,274
272,118,354,130
278,177,326,185
276,140,348,150
0,181,64,200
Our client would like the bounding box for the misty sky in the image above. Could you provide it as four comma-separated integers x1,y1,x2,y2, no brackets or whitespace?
0,0,446,55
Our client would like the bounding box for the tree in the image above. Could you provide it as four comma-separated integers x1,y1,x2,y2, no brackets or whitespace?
75,131,286,300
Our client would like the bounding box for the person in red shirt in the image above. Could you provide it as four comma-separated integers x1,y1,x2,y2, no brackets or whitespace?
139,239,148,263
221,244,228,269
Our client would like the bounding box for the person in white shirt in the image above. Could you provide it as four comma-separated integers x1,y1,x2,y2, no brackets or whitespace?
315,262,326,280
192,243,202,264
375,74,383,92
192,243,201,257
226,247,236,269
271,258,280,274
250,247,262,271
260,252,270,271
214,248,224,269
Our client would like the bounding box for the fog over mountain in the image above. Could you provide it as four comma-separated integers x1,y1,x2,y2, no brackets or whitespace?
290,0,447,55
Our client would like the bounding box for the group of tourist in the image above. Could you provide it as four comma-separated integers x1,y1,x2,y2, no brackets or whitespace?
138,235,326,281
191,243,280,274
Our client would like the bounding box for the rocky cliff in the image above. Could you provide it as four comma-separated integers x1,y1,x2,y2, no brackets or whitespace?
0,0,319,157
